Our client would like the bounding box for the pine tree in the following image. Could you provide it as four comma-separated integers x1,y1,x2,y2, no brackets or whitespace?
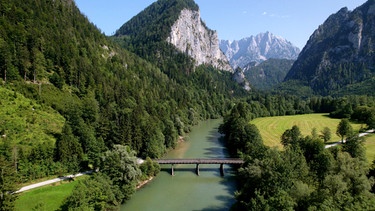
0,156,16,210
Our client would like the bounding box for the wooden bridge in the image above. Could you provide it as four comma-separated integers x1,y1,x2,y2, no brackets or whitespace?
154,158,244,176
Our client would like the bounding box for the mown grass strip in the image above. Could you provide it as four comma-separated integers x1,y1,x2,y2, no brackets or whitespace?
365,134,375,163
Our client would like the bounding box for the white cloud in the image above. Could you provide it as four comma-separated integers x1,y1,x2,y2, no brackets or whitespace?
262,11,290,19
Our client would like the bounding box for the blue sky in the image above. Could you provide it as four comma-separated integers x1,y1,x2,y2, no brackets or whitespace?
75,0,367,49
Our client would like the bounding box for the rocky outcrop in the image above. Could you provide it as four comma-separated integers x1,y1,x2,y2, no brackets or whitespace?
233,68,251,91
167,9,233,72
220,32,300,69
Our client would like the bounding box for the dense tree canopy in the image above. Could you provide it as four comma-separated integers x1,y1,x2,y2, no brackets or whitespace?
99,145,141,201
221,115,375,210
1,0,375,210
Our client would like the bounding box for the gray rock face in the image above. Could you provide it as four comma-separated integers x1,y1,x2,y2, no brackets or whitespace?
233,68,251,91
220,32,300,69
167,9,233,72
284,1,375,95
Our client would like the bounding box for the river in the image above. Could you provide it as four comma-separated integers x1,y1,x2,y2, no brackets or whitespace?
121,119,237,211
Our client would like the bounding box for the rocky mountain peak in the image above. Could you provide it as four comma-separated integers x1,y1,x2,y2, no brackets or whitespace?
220,32,300,69
284,0,375,95
167,8,233,72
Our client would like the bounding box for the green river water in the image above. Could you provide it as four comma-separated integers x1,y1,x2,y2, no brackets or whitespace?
121,119,237,211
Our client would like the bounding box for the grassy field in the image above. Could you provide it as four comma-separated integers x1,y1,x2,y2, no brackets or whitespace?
15,176,89,211
365,134,375,163
251,113,363,149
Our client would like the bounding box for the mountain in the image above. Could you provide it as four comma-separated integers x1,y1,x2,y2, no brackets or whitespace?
284,1,375,95
0,0,249,208
115,0,232,72
167,9,232,71
0,0,245,190
243,59,295,90
220,32,300,69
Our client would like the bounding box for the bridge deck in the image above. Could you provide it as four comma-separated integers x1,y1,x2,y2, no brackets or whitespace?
154,158,244,165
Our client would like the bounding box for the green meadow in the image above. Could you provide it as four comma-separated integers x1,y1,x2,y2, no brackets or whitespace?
251,113,364,149
365,134,375,163
15,176,89,211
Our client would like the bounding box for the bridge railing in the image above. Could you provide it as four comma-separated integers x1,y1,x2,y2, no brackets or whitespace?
154,158,244,176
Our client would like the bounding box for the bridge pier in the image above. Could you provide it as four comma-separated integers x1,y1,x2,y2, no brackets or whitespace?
196,164,200,176
220,164,224,176
171,164,174,176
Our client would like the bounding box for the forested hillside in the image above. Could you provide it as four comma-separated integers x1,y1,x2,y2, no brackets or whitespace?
113,0,198,74
2,0,375,210
113,0,234,78
243,59,294,90
0,0,246,207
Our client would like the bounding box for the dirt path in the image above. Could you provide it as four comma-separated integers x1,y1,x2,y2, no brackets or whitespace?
14,171,93,194
325,129,374,149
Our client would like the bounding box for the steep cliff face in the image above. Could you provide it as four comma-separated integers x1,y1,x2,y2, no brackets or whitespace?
167,9,232,72
284,1,375,95
220,32,300,69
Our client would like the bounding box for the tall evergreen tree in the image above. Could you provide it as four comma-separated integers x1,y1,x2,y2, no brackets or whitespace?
55,123,83,174
0,156,16,211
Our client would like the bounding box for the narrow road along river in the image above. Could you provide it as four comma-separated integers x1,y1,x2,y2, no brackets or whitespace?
121,119,237,211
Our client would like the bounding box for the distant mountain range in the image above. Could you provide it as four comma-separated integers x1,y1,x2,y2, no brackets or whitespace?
220,32,300,69
284,0,375,95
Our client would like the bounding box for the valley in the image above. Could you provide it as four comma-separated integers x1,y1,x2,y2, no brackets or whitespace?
1,0,375,210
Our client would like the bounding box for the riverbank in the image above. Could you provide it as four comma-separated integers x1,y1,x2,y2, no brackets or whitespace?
136,177,154,189
120,119,237,211
135,136,187,189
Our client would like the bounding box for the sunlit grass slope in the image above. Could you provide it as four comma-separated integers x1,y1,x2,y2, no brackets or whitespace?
365,134,375,163
0,86,65,147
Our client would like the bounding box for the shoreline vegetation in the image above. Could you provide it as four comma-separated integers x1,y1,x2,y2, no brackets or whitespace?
15,118,372,195
136,135,187,189
15,135,188,194
13,114,374,210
